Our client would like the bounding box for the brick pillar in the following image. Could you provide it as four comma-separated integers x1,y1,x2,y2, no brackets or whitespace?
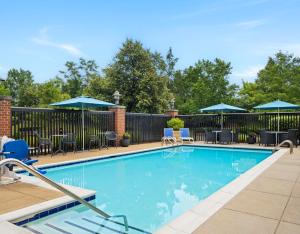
109,105,126,145
165,109,178,118
0,96,12,137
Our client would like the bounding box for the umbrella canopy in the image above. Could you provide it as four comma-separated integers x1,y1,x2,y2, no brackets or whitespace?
200,103,246,129
50,96,115,108
254,100,299,132
50,96,115,150
200,103,246,113
254,100,299,110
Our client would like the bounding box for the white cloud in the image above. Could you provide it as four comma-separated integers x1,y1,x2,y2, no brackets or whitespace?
232,65,264,83
0,65,3,71
235,19,265,29
32,27,82,56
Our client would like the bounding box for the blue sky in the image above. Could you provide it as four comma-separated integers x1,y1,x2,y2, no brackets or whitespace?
1,0,299,85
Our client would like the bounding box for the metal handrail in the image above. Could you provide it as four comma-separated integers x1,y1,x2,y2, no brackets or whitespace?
273,140,294,154
0,158,129,231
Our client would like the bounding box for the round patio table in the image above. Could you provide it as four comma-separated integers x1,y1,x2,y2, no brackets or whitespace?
266,131,288,145
212,130,234,142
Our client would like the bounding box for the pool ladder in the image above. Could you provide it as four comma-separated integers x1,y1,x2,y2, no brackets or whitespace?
0,158,129,232
272,140,294,154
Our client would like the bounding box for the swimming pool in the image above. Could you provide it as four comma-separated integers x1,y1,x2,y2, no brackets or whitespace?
25,146,272,233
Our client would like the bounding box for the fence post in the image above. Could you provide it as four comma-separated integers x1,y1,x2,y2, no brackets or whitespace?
165,109,178,118
108,105,126,145
0,96,12,137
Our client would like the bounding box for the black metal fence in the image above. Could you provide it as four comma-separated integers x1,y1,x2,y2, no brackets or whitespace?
178,112,300,142
10,107,300,153
126,113,171,144
11,107,114,154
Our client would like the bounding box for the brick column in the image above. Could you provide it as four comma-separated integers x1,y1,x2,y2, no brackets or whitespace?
0,96,12,137
165,109,178,118
109,105,126,145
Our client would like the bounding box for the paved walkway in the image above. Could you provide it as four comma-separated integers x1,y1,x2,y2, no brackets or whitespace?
0,182,62,214
33,142,162,165
194,147,300,234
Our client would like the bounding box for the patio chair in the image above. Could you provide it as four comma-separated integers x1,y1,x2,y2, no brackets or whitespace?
219,129,232,144
2,140,46,175
88,134,100,150
34,131,53,156
104,131,118,148
204,129,215,143
259,130,276,146
179,128,194,143
279,129,298,147
161,128,176,145
61,133,77,153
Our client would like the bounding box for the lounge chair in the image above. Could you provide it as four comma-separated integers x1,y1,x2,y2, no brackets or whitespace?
219,129,232,144
179,128,194,143
204,129,216,143
162,128,176,145
2,140,46,175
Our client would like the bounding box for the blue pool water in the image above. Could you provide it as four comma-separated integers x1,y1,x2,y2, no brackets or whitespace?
26,146,272,232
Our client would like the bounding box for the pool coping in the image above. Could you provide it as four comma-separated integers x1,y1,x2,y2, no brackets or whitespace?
0,174,96,226
155,146,288,234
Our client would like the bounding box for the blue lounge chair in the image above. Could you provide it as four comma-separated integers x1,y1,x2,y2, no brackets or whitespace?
162,128,176,145
179,128,194,143
3,140,46,175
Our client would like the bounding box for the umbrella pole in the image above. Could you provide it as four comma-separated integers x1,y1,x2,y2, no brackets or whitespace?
82,104,84,151
221,112,223,130
277,107,280,132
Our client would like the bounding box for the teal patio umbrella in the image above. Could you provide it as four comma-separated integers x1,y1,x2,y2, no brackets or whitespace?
200,103,246,129
50,96,115,150
254,100,299,132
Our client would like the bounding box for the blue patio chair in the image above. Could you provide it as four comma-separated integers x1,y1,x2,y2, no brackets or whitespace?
2,140,46,175
179,128,194,143
161,128,176,145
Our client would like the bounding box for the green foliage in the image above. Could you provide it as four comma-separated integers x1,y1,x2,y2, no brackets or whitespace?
83,74,112,101
173,59,238,114
4,68,37,106
0,83,10,96
167,118,184,130
59,58,98,98
239,52,300,109
37,78,71,107
122,132,131,139
104,39,172,113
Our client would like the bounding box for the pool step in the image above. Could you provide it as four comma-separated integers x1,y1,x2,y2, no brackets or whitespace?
24,211,151,234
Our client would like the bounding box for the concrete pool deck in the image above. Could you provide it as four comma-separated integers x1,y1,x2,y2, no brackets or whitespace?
1,142,298,233
193,147,300,234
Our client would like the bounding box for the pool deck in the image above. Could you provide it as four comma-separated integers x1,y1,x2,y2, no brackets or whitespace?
192,146,300,234
1,141,300,233
0,182,63,215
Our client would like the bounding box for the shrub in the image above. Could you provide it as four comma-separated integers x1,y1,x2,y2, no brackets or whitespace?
123,132,131,139
167,118,184,130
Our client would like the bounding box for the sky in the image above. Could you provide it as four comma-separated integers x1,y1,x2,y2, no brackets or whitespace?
1,0,300,85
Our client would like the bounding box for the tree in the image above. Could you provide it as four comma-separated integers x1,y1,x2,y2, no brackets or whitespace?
239,52,300,109
166,47,178,83
83,74,112,101
104,39,172,113
37,78,70,107
59,58,99,98
4,68,38,106
173,59,237,114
